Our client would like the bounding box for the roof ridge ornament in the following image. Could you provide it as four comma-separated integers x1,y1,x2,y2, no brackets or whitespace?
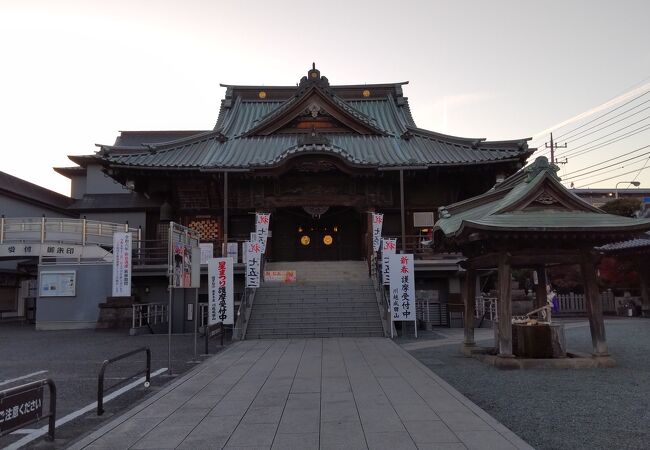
299,63,330,89
525,156,560,182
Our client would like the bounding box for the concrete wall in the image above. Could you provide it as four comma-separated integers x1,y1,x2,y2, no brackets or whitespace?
84,211,146,231
35,263,112,330
70,174,87,199
86,164,131,195
0,193,72,218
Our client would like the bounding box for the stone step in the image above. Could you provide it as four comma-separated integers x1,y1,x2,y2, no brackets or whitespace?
254,298,377,304
248,317,381,328
247,330,385,339
251,306,379,313
247,325,384,334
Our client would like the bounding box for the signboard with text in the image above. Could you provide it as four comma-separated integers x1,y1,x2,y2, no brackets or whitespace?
112,232,132,297
255,213,271,254
199,243,214,265
208,257,233,325
245,242,262,288
381,238,397,286
389,253,415,321
372,213,384,252
0,386,43,435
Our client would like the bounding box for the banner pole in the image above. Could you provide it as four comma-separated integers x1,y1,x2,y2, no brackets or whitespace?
167,222,173,376
193,287,199,361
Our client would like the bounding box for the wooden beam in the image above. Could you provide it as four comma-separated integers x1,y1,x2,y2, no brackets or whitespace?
497,253,513,357
463,265,477,347
534,265,547,310
580,253,609,356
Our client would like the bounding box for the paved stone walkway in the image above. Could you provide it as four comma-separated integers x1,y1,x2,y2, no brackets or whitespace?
70,338,531,450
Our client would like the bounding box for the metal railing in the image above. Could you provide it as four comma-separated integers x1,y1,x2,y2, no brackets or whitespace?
416,301,449,327
131,303,168,330
233,288,257,340
371,254,394,337
97,347,151,415
0,217,139,246
0,378,56,440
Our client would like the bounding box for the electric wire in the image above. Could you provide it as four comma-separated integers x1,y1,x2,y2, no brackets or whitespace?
562,144,650,178
556,115,650,157
563,150,650,182
561,124,650,159
575,164,650,188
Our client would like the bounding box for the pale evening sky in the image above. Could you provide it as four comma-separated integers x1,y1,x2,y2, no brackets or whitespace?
1,0,649,195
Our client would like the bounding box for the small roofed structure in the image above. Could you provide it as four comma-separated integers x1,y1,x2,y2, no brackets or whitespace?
597,232,650,317
434,156,650,367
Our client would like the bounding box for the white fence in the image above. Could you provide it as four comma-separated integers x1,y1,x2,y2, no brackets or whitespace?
556,292,615,315
474,292,616,320
131,303,168,330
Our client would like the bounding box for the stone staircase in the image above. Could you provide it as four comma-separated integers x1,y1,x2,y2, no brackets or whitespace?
245,261,385,339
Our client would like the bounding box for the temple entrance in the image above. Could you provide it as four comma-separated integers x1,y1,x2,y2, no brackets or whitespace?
271,207,362,261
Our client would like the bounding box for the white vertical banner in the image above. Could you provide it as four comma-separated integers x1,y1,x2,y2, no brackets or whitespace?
208,257,233,325
389,253,415,321
112,232,132,297
381,238,397,286
372,213,384,252
255,213,271,253
245,241,262,288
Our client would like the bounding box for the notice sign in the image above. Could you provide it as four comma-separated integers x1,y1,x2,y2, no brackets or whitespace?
40,271,76,297
389,254,415,321
245,242,262,288
372,213,384,252
226,242,239,262
264,270,297,283
0,386,43,435
208,258,233,325
112,232,132,297
255,213,271,253
199,243,214,265
381,238,397,286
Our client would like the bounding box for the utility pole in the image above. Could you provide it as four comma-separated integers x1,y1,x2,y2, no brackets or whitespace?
545,133,568,165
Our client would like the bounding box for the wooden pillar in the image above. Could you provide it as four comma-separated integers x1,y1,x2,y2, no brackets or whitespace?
534,265,547,309
497,253,513,357
463,264,477,346
639,261,650,318
580,253,609,356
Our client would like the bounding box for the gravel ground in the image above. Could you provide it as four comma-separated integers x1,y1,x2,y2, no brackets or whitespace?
404,319,650,450
0,324,228,449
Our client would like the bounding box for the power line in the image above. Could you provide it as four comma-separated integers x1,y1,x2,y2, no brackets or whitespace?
563,150,650,182
575,164,650,188
630,156,650,183
562,144,650,177
560,123,650,159
553,89,650,141
557,115,650,157
561,102,650,144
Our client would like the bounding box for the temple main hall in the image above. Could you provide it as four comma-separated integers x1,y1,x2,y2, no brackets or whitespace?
86,65,533,261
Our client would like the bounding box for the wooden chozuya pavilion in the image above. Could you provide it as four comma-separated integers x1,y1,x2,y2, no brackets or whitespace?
86,65,533,263
434,156,650,367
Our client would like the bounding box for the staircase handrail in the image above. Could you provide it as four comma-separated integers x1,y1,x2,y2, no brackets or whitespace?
234,287,256,340
370,253,393,337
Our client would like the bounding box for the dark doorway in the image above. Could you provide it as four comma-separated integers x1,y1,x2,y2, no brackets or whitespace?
271,207,361,261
